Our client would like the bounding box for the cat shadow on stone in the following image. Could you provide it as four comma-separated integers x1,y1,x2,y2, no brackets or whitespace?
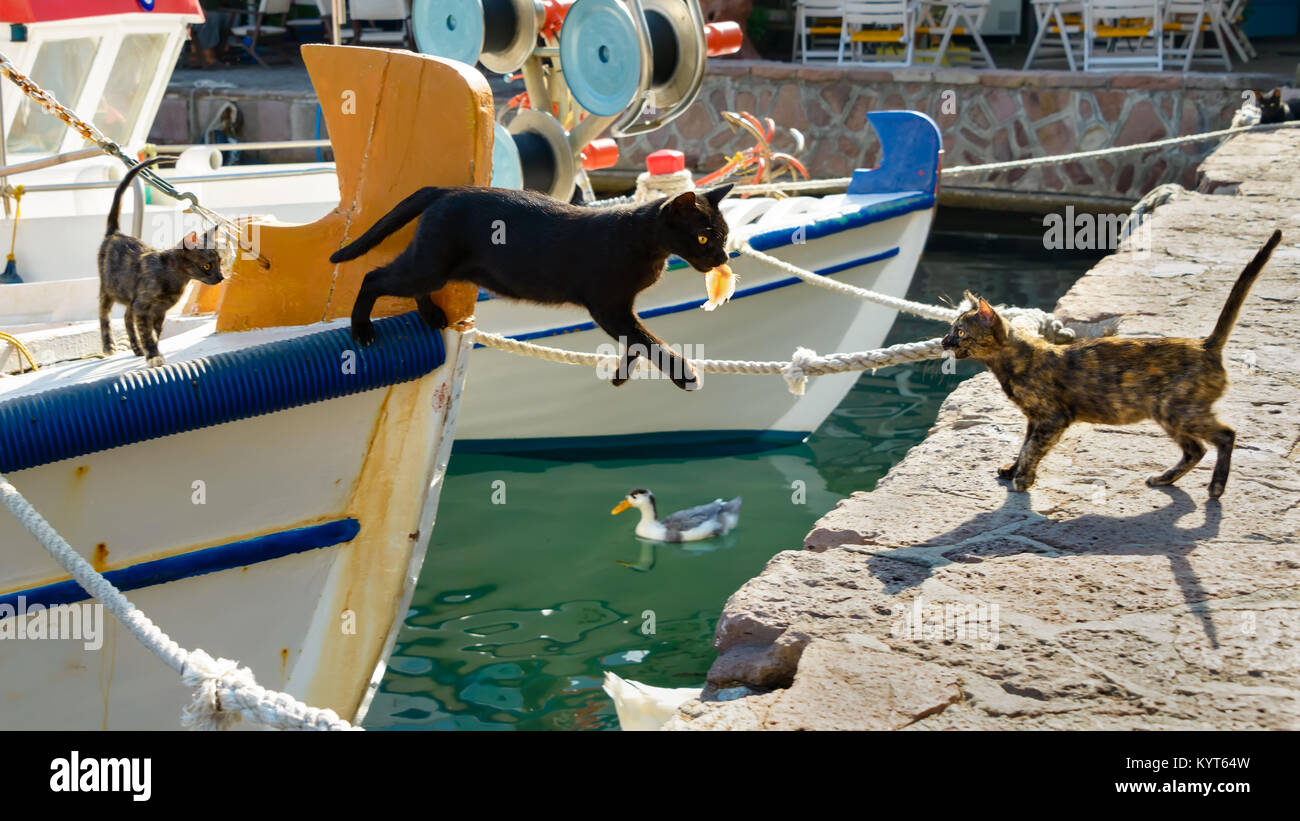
865,488,1227,645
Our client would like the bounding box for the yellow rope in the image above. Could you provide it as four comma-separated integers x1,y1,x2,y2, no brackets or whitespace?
0,331,37,373
6,183,22,268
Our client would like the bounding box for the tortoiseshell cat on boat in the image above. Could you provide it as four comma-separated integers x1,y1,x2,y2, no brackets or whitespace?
98,156,224,367
329,184,735,390
941,230,1282,499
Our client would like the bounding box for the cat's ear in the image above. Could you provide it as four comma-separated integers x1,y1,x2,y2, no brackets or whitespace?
975,297,998,325
1268,89,1282,102
1250,89,1263,103
703,184,734,207
177,231,199,250
665,190,699,218
963,289,979,309
976,297,1006,341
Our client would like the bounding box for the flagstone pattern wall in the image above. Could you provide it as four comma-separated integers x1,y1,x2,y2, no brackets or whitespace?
152,63,1275,202
616,62,1276,201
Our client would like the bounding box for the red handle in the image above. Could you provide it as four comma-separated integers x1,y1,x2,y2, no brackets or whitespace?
704,22,743,57
581,138,620,171
542,0,574,38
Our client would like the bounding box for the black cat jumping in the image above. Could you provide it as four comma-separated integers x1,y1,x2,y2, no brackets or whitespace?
329,184,734,391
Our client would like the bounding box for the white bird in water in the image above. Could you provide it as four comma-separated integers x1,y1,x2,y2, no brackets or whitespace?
610,488,741,542
602,672,701,731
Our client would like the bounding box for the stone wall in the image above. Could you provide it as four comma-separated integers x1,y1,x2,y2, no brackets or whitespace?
150,89,325,164
616,62,1279,202
150,62,1280,202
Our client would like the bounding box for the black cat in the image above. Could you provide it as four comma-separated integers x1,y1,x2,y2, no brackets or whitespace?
1255,88,1300,124
328,185,734,391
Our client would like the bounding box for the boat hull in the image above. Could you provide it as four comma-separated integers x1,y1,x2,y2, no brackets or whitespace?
0,319,469,729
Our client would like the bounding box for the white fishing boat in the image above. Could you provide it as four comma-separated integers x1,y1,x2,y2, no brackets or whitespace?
458,117,938,454
0,42,487,730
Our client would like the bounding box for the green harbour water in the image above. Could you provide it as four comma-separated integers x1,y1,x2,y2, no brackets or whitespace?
364,227,1103,731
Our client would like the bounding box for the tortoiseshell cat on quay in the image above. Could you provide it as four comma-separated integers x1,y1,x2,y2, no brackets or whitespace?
329,184,735,390
942,230,1281,499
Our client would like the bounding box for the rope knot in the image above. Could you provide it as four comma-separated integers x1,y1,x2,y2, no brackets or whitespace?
783,347,819,395
181,649,257,731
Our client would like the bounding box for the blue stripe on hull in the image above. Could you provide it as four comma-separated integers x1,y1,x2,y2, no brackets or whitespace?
476,246,901,346
0,311,445,474
0,518,361,611
453,429,810,459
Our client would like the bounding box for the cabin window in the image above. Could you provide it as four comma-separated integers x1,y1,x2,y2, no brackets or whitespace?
5,37,101,154
96,34,170,146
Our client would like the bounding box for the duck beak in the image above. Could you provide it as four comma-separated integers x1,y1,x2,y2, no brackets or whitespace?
611,499,632,515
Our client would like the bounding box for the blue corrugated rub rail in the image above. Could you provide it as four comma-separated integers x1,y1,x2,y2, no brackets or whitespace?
0,311,445,474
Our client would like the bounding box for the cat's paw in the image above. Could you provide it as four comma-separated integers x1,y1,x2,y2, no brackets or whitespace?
1207,479,1227,499
1146,473,1174,487
609,374,630,388
350,321,376,347
676,372,702,392
997,463,1018,480
1011,475,1034,492
146,355,166,368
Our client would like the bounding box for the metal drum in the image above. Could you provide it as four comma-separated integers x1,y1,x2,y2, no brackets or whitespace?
506,109,577,200
559,0,644,116
641,0,704,113
413,0,543,73
412,0,486,66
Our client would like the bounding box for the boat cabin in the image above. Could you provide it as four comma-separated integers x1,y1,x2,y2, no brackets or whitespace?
0,1,201,158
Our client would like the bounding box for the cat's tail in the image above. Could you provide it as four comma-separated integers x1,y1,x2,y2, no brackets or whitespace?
1203,229,1282,355
329,187,448,263
106,156,171,236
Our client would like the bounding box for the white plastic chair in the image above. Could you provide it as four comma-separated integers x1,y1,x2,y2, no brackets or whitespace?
1083,0,1163,72
1221,0,1256,62
1162,0,1231,71
347,0,412,46
838,0,917,66
1023,0,1083,70
794,0,846,62
915,0,995,67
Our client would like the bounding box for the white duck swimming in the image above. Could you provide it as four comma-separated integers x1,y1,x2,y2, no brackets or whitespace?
602,672,701,731
611,488,742,542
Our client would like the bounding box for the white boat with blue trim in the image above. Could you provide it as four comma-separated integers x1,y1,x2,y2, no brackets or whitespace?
458,110,939,454
0,41,489,729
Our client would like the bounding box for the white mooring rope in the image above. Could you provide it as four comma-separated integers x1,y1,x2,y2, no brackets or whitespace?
724,119,1300,197
0,474,358,731
470,328,947,395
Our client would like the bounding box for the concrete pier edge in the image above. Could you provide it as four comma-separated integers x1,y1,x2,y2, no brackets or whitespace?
667,128,1300,731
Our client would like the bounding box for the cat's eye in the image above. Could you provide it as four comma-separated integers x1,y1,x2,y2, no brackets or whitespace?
697,235,708,245
956,329,966,338
203,264,211,270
